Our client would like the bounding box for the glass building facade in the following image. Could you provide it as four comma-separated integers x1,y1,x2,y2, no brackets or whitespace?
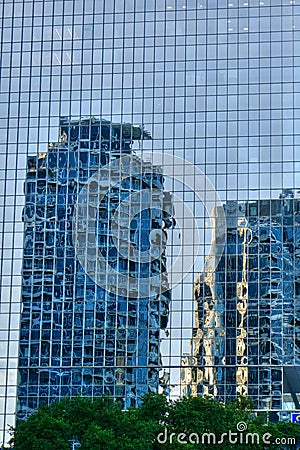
1,0,300,444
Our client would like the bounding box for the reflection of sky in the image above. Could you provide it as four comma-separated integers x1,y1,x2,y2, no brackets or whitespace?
1,0,300,439
2,3,300,174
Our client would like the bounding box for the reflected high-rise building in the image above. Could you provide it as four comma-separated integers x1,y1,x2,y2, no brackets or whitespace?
17,117,173,419
181,192,300,420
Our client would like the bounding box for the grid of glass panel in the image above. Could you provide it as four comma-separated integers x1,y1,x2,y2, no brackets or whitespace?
1,0,300,445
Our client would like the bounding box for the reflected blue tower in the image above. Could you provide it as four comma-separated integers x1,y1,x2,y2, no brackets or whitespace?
17,118,173,419
182,192,300,420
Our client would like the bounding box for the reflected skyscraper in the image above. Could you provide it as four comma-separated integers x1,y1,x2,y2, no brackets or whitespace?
182,192,300,420
17,117,173,419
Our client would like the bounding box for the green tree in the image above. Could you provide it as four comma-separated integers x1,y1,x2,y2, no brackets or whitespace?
10,407,71,450
8,394,300,449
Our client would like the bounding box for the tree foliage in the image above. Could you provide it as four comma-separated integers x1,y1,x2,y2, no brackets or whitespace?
7,394,300,449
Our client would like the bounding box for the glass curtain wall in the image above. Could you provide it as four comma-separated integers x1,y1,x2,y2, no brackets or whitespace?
0,0,300,444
